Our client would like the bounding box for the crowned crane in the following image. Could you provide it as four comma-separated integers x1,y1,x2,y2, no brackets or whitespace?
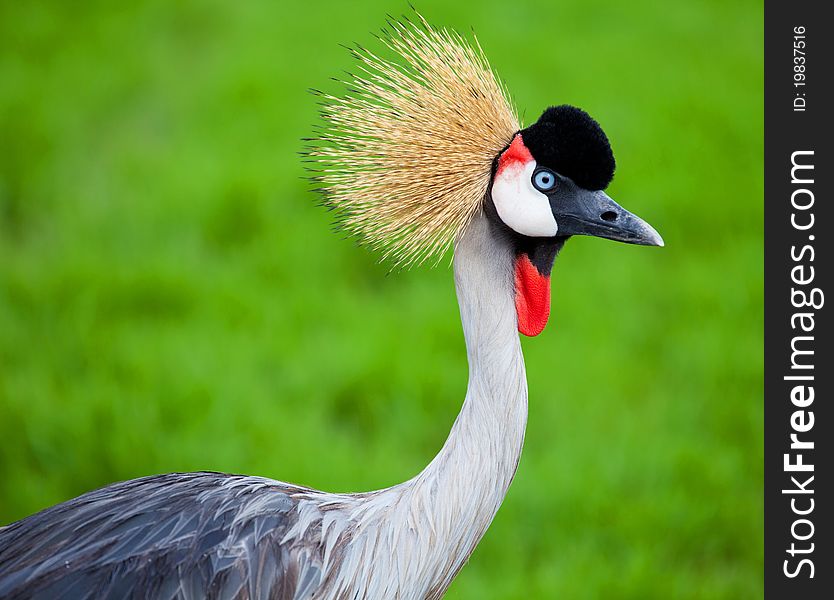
0,14,662,600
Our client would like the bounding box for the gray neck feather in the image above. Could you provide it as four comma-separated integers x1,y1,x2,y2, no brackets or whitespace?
401,211,528,596
318,212,528,600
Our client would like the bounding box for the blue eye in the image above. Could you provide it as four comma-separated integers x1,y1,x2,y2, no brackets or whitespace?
532,169,557,192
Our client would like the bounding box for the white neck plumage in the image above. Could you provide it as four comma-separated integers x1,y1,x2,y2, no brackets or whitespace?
411,210,528,596
322,212,527,600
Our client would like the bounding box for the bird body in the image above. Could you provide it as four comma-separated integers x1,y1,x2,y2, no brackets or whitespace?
0,13,662,600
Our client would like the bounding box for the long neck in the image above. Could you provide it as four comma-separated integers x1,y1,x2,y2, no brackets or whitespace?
325,213,528,600
405,211,528,596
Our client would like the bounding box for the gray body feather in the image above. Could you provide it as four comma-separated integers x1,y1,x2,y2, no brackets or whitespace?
0,473,326,600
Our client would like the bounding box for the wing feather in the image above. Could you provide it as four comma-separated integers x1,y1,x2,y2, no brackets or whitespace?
0,472,326,600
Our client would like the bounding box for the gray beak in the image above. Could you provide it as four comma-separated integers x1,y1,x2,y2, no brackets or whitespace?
552,186,664,247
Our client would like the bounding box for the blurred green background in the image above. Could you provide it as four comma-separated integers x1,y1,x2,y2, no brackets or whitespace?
0,0,762,598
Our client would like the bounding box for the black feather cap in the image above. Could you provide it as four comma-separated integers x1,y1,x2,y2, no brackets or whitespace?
519,105,615,191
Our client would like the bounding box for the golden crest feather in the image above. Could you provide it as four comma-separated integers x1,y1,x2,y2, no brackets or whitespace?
308,14,519,267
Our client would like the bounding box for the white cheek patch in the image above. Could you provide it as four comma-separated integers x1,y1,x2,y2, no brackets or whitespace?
491,160,558,237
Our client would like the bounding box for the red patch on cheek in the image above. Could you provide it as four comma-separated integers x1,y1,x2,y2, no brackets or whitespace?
514,254,551,337
497,134,533,175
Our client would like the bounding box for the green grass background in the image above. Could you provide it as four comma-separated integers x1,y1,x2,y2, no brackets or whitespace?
0,1,762,597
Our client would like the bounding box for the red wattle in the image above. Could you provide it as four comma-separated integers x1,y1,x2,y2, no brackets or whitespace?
514,254,551,337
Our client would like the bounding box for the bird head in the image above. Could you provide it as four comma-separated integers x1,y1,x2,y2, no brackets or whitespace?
487,105,663,336
309,15,662,337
